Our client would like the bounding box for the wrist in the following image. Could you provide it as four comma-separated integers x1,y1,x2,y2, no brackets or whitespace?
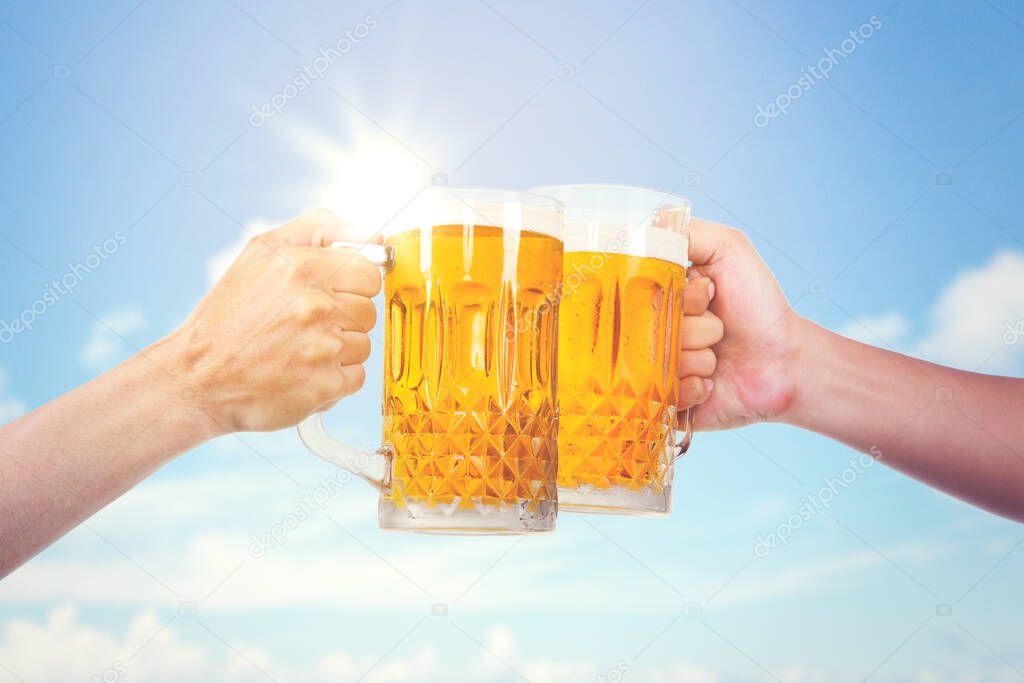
775,314,833,426
142,329,229,444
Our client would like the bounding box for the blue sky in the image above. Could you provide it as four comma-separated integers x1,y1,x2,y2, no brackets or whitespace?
1,0,1023,681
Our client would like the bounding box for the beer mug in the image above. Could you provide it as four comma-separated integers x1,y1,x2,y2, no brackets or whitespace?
532,184,691,515
299,188,564,533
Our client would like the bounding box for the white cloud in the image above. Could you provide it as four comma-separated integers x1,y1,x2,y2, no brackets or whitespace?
0,366,26,424
0,524,592,612
0,430,653,613
0,443,944,615
837,312,910,348
470,628,723,683
3,606,1020,683
835,249,1024,374
0,603,439,683
85,465,376,549
0,466,673,613
79,308,145,371
707,539,948,608
0,608,584,683
648,664,722,683
915,249,1024,373
0,604,208,682
473,626,597,683
712,550,884,606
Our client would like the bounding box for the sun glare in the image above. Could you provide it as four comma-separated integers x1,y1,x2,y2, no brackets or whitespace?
284,111,433,240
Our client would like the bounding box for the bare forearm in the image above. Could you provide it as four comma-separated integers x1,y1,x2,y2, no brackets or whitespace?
0,335,218,576
785,319,1024,521
0,211,383,575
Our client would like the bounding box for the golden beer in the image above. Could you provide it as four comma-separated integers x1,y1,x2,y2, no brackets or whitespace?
557,253,686,498
533,184,692,515
381,224,563,523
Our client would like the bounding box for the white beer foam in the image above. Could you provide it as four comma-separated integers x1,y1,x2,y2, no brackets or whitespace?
563,222,689,269
384,188,563,241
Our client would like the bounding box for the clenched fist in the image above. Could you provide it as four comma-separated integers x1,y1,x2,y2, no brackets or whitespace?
166,209,382,433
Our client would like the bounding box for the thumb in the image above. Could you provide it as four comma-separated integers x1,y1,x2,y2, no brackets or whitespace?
263,208,383,248
688,217,740,267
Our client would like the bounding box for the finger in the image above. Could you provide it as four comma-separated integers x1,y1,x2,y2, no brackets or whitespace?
331,293,377,333
323,249,383,297
683,277,713,315
337,331,372,365
339,364,367,397
266,208,383,248
681,311,724,350
688,218,740,266
677,376,714,410
678,348,717,378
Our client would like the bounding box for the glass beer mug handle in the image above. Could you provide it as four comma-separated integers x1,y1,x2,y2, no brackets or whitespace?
297,415,391,490
295,239,395,489
675,407,693,460
328,241,395,272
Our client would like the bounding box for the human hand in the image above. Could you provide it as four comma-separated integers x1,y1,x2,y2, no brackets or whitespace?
684,218,803,430
164,209,382,434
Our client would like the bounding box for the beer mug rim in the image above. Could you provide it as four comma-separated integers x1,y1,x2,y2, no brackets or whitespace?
384,186,565,242
530,184,691,224
533,182,692,202
530,184,690,269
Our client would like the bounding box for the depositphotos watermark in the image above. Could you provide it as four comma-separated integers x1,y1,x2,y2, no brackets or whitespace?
1,231,128,344
754,16,882,128
249,15,379,127
92,661,126,683
1003,320,1024,345
248,463,364,557
595,660,631,683
753,447,881,558
507,227,633,341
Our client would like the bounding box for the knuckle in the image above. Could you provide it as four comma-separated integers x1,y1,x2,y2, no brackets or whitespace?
296,294,327,324
283,249,312,279
300,345,319,365
246,233,278,257
300,337,328,364
727,227,751,248
295,257,316,280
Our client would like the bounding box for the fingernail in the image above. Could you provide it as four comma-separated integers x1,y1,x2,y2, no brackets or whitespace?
703,378,714,394
707,280,716,302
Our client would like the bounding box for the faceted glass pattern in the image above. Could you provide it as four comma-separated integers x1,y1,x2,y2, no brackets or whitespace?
557,252,686,511
381,225,561,525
